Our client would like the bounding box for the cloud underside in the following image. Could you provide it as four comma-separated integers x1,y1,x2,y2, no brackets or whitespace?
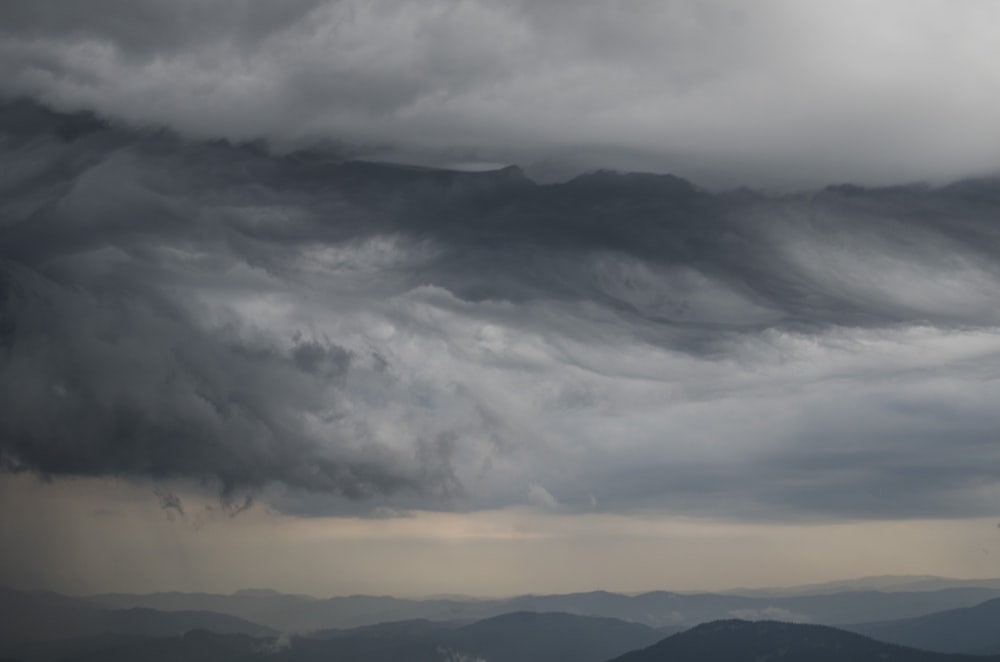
3,93,1000,521
1,1,1000,187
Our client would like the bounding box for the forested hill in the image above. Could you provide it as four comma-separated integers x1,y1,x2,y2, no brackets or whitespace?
610,619,996,662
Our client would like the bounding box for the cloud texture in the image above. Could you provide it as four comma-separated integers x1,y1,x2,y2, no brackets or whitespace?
1,0,1000,186
2,97,1000,522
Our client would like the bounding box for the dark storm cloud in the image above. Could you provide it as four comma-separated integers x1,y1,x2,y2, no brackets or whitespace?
351,168,1000,338
0,0,326,57
3,98,1000,521
2,1,999,187
0,260,437,498
0,101,460,500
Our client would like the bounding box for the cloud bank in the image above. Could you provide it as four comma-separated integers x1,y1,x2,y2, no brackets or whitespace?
1,0,1000,187
3,99,1000,522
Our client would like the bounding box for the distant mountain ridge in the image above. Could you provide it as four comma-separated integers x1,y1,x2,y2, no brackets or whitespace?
317,611,666,662
85,584,1000,631
2,610,665,662
10,577,1000,661
847,596,1000,655
21,617,998,662
724,575,1000,596
0,587,273,649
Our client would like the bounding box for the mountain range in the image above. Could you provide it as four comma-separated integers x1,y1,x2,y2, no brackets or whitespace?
847,596,1000,655
9,616,999,662
6,575,1000,661
86,584,1000,631
0,587,273,654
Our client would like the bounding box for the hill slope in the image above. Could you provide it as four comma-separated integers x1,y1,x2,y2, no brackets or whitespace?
14,611,664,662
0,588,273,649
442,611,665,662
848,597,1000,654
611,620,994,662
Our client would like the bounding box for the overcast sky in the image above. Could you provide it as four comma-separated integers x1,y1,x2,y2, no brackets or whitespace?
2,0,1000,187
2,0,1000,597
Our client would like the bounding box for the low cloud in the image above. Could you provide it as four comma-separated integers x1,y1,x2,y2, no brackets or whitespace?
2,100,1000,523
730,606,809,623
1,1,1000,187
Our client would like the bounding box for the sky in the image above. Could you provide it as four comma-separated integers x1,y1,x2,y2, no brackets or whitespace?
2,0,1000,597
3,0,1000,188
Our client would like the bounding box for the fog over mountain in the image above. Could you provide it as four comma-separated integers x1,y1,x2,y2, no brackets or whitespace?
2,0,1000,599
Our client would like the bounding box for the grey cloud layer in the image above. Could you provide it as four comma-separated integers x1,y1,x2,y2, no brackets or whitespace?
0,101,463,501
3,99,1000,519
2,0,999,187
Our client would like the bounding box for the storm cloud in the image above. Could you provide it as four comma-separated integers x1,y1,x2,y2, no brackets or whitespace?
3,96,1000,522
0,100,467,502
2,0,1000,187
